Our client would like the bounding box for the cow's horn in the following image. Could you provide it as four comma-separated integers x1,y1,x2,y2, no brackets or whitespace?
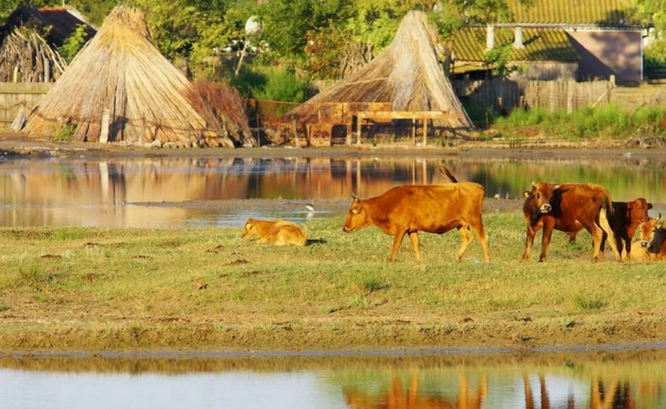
659,212,662,221
351,193,360,201
531,181,536,187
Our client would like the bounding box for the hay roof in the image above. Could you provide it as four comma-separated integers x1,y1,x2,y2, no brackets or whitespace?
286,11,472,132
23,5,208,144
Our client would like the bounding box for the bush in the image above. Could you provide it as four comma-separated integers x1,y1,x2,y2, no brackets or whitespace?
252,68,311,103
492,104,666,140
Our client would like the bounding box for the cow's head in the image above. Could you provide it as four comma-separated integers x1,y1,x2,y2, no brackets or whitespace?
529,182,561,214
241,218,258,238
342,194,368,233
627,198,653,224
637,215,658,248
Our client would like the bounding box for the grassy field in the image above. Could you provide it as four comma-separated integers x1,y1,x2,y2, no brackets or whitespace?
0,211,665,353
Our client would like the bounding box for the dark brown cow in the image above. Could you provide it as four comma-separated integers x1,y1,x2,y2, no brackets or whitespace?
342,170,490,263
648,218,666,260
522,182,621,262
600,198,653,260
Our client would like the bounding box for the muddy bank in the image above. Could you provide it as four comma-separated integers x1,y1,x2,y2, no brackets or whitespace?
3,131,666,160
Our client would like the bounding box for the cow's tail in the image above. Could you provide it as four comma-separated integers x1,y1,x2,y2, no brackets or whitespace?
598,192,621,260
439,166,459,183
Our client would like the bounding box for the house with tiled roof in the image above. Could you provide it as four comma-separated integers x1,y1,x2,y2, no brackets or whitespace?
451,0,646,83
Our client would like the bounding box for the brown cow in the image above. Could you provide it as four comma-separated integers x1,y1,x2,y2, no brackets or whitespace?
628,215,662,261
600,198,653,260
522,182,620,262
342,170,490,263
241,218,307,246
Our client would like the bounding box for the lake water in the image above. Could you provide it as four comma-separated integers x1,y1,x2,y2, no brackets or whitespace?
0,349,664,409
0,155,664,228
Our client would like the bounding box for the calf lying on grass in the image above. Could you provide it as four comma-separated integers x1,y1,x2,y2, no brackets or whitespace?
241,218,307,246
629,215,661,261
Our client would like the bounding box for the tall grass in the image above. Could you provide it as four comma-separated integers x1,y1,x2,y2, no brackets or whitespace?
492,104,666,140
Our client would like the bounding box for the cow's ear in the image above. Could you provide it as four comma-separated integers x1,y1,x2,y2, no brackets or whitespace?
648,203,654,210
524,191,530,198
553,184,562,190
245,222,253,230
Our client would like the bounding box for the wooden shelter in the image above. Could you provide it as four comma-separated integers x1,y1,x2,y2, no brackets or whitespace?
283,10,472,146
23,6,244,147
0,27,67,83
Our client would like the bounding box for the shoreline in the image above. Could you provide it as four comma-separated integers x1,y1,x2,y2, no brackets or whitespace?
3,341,666,360
3,132,666,160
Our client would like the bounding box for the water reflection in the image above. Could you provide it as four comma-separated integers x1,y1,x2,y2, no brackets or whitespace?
0,350,665,408
0,156,665,228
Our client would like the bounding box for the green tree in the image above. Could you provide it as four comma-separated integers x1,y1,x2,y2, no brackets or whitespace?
58,23,87,62
633,0,666,64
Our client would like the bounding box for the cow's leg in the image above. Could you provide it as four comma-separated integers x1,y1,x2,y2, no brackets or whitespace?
539,219,556,262
455,227,474,262
470,222,490,262
389,231,406,262
408,232,421,263
622,234,631,261
592,230,608,261
567,232,577,244
581,220,604,262
522,225,539,261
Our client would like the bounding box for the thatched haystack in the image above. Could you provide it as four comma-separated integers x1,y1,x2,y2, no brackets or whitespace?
186,80,253,147
286,11,472,133
24,6,245,146
0,27,67,82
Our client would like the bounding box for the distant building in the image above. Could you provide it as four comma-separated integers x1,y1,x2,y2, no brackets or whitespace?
1,4,96,48
451,0,646,84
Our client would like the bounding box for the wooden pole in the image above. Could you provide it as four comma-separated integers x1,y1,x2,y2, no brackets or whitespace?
99,109,110,143
356,114,362,146
292,119,300,147
422,118,427,146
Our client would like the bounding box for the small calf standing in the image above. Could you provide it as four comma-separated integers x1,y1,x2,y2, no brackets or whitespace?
242,218,307,246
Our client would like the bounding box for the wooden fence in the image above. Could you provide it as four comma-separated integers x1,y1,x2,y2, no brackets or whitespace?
451,79,614,119
0,82,52,126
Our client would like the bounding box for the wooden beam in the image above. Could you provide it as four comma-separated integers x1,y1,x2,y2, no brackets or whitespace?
422,118,427,146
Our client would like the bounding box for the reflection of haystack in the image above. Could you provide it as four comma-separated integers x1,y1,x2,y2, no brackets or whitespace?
23,6,231,146
287,11,472,133
0,27,67,82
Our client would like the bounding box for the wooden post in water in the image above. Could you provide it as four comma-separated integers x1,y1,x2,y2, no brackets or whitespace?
422,160,427,184
356,159,361,195
356,114,362,146
412,118,416,145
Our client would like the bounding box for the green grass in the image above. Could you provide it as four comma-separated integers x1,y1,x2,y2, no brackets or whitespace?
0,212,665,352
491,104,666,140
